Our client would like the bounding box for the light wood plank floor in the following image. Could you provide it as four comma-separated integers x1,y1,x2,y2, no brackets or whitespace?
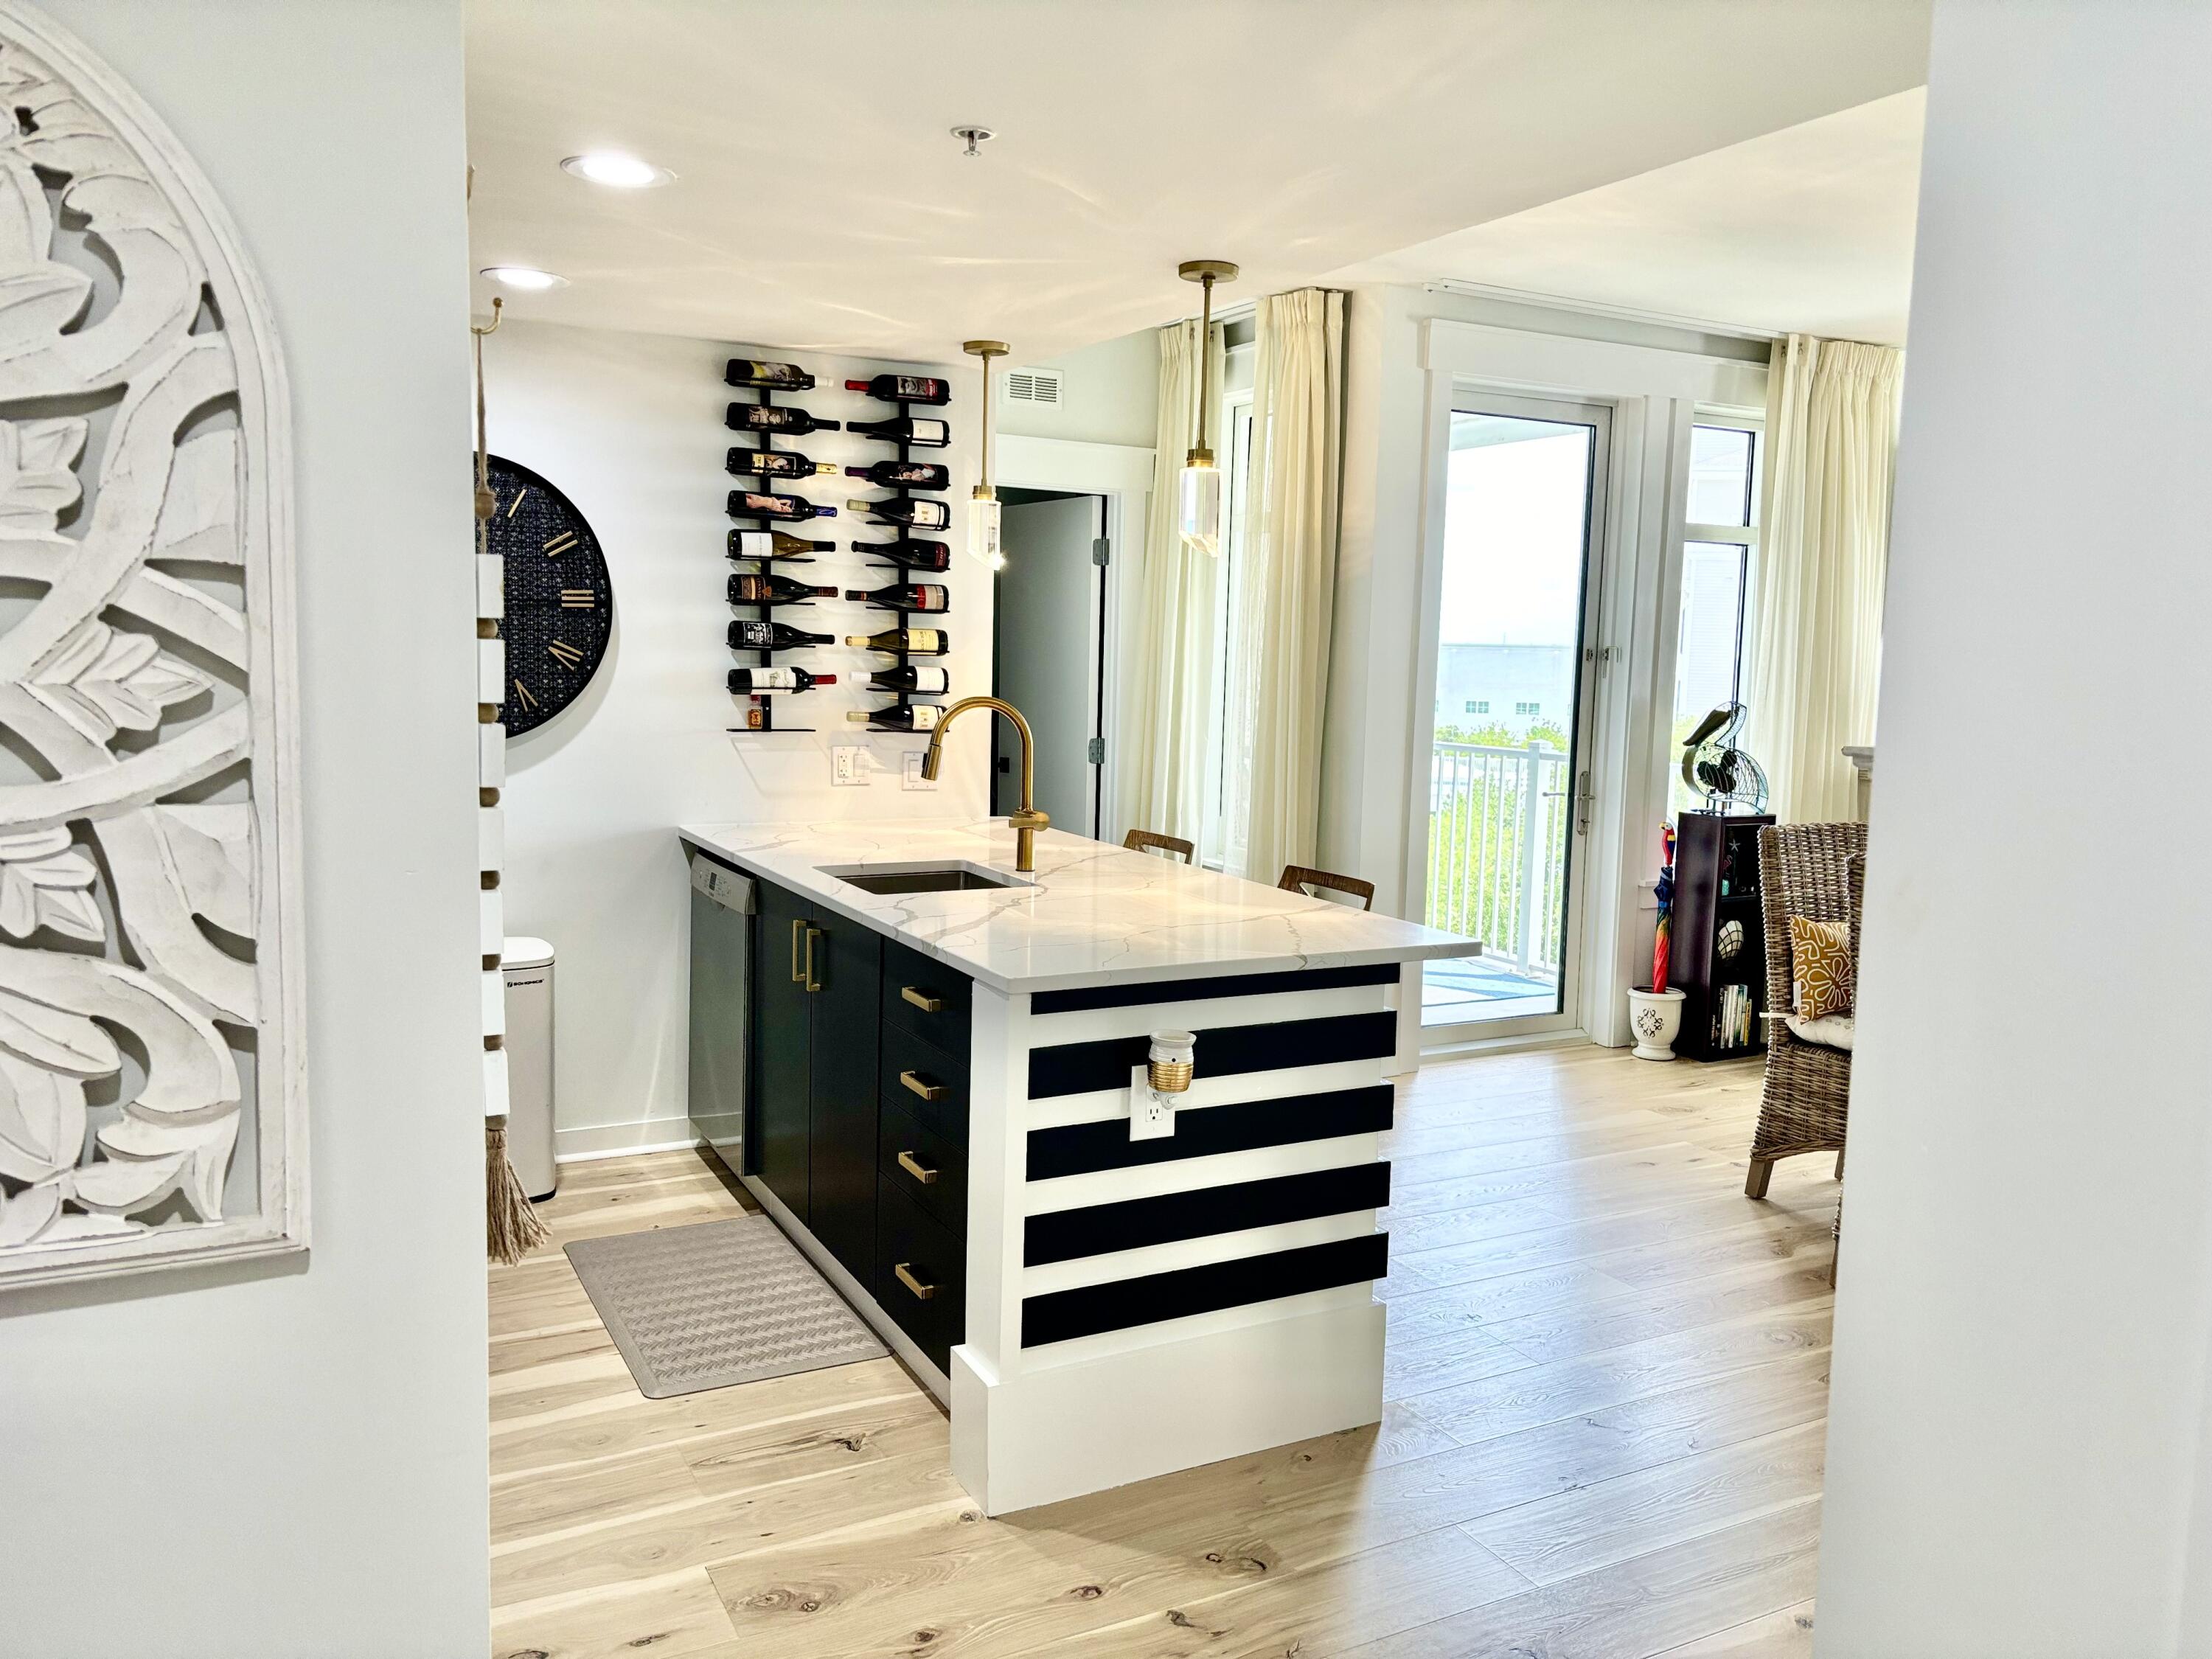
489,1044,1836,1659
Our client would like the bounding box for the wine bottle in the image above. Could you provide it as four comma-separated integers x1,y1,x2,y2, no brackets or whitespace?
727,447,836,479
846,704,942,731
866,664,950,695
725,359,814,391
844,460,950,490
728,666,838,693
728,619,833,651
846,626,949,655
845,581,949,613
852,538,951,572
728,490,837,523
728,529,834,560
727,573,838,605
726,404,841,435
846,415,950,448
845,374,950,406
846,496,950,532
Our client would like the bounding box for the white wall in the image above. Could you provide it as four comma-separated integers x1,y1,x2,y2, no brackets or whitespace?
486,319,991,1158
1816,4,2212,1654
0,2,487,1655
998,326,1159,448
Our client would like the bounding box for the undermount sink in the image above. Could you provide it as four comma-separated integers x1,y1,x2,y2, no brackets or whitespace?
819,861,1031,896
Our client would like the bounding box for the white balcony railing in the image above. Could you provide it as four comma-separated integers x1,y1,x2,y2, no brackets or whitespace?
1425,738,1573,978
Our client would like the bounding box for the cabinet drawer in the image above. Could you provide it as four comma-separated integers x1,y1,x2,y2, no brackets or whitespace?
879,1099,967,1236
882,938,973,1058
880,1021,969,1146
875,1175,965,1375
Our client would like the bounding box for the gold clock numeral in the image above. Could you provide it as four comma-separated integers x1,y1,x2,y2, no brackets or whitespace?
543,530,578,557
560,589,595,608
512,678,538,710
547,639,584,668
505,486,531,519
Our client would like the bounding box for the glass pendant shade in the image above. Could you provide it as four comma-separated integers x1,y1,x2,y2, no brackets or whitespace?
1178,455,1222,557
967,487,1004,569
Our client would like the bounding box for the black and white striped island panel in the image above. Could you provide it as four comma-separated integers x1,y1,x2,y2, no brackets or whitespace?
953,961,1408,1514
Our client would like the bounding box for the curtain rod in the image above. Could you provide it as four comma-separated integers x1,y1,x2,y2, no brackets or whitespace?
1423,279,1783,344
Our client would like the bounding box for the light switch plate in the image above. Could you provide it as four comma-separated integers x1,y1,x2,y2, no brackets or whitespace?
902,751,938,791
832,745,868,787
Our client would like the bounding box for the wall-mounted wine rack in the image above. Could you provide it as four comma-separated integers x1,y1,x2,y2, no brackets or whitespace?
846,380,951,734
723,376,824,734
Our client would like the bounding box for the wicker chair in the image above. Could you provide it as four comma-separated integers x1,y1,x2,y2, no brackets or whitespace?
1123,830,1195,863
1745,821,1868,1202
1279,864,1375,910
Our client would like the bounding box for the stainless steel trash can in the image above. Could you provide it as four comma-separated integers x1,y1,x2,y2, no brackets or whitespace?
501,936,557,1201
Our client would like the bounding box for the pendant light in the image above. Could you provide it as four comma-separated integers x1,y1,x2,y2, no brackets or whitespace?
963,338,1009,569
1176,258,1238,557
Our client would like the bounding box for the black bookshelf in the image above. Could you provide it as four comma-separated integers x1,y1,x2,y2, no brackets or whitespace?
1673,812,1775,1061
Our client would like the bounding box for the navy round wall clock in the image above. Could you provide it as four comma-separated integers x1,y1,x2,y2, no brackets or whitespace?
481,454,613,736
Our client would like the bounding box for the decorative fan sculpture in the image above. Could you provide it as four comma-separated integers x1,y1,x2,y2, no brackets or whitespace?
1680,703,1769,815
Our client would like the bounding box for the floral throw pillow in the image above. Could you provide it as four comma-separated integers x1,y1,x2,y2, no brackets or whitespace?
1787,915,1855,1020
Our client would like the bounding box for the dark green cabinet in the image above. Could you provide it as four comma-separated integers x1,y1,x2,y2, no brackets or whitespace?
804,912,883,1281
754,880,815,1221
748,874,970,1374
748,879,884,1286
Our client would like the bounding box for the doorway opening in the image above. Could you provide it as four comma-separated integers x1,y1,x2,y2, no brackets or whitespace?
990,488,1108,838
1418,397,1610,1042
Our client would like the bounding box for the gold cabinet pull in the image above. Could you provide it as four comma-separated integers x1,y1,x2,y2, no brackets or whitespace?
900,985,945,1013
894,1262,936,1301
900,1069,947,1102
897,1150,939,1185
802,926,822,992
790,918,806,983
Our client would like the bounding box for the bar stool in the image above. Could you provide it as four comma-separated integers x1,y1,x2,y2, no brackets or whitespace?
1123,830,1195,863
1279,864,1374,910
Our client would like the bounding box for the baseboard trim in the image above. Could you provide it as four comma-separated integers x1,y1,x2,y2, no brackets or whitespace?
554,1114,740,1164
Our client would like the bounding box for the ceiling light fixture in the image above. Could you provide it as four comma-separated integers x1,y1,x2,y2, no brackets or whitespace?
1176,258,1238,557
950,125,995,159
479,265,568,291
560,151,675,189
962,339,1009,570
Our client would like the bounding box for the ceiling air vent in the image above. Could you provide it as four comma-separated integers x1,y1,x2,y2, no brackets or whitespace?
1004,365,1063,407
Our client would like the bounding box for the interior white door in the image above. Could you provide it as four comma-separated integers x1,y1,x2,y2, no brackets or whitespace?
994,493,1104,836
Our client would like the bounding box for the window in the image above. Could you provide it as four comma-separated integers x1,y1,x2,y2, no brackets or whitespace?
1515,700,1541,717
1464,699,1488,714
1200,379,1257,869
1673,420,1761,814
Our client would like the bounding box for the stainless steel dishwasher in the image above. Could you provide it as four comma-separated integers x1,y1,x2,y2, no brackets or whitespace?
687,851,754,1177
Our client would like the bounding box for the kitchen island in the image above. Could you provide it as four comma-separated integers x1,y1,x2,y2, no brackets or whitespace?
681,818,1477,1514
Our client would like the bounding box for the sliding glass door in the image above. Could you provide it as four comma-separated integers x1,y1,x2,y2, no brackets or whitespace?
1419,394,1610,1042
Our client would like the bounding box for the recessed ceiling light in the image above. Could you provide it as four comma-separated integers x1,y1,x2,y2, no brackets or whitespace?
561,152,675,188
480,265,568,291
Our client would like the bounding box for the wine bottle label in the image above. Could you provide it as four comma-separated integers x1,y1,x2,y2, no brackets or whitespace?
911,667,950,694
730,621,776,647
907,585,949,611
905,502,950,528
907,628,943,652
891,376,941,400
911,419,950,443
909,704,941,729
745,668,799,690
728,359,810,388
730,531,770,557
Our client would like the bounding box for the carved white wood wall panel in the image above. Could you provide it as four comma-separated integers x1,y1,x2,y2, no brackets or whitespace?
0,3,302,1287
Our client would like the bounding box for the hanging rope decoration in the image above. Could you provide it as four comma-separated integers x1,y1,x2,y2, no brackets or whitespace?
473,293,547,1265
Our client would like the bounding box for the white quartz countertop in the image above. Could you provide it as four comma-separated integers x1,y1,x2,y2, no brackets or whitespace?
679,819,1479,995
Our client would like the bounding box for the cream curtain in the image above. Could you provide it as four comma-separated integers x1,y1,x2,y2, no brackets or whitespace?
1745,333,1905,823
1222,288,1346,880
1115,319,1222,845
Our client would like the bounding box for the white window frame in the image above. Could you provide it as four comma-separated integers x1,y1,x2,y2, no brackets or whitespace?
1671,412,1764,812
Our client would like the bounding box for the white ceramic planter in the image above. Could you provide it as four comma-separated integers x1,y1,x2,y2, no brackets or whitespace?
1627,987,1687,1061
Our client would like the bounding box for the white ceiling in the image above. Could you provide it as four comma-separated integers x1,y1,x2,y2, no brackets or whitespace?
1349,88,1926,345
465,1,1930,362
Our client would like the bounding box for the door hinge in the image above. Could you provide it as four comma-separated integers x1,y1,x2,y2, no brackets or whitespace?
1091,536,1111,567
1087,737,1105,765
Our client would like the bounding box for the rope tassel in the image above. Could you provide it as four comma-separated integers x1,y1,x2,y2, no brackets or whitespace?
485,1113,547,1265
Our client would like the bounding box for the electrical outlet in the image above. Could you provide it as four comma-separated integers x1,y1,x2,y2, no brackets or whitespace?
832,745,868,787
902,751,938,791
